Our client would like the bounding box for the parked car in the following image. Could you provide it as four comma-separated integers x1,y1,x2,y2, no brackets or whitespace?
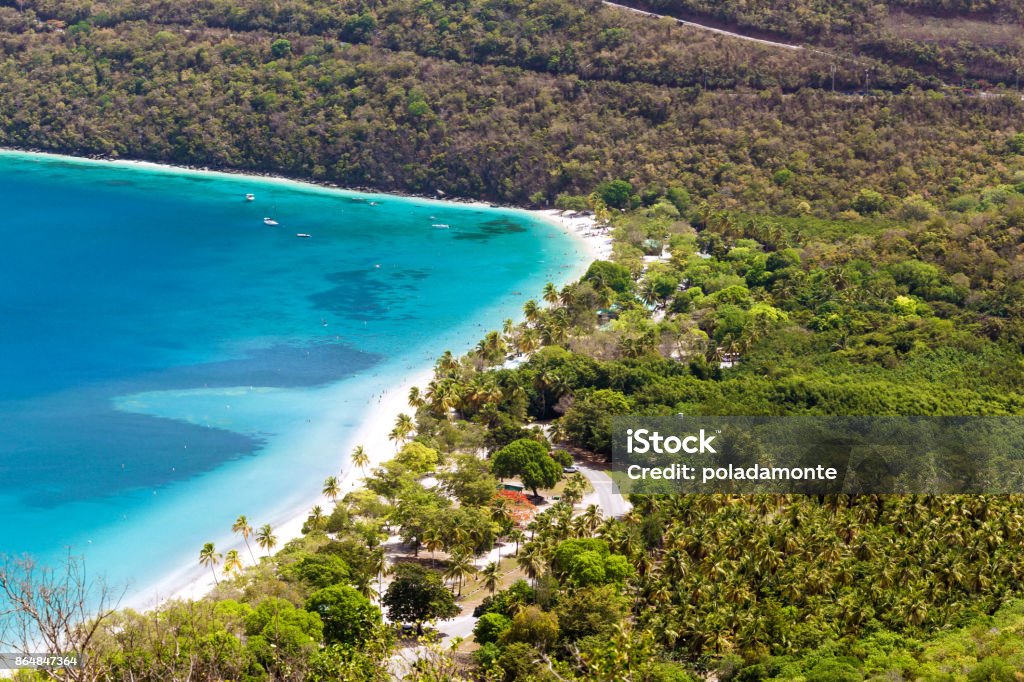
563,465,579,474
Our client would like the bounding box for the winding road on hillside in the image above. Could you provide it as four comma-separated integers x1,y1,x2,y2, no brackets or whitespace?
602,0,1024,99
602,0,803,50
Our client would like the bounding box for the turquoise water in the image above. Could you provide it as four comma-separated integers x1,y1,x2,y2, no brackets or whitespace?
0,151,584,602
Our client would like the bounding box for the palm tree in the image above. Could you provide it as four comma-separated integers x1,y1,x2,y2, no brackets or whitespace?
444,551,477,596
559,284,577,308
639,279,659,307
481,561,501,595
491,498,513,527
223,549,243,577
308,505,326,531
351,445,370,472
508,528,526,556
543,282,559,306
369,547,388,594
353,572,379,601
435,351,459,378
256,524,277,556
426,379,462,420
476,331,507,365
232,515,257,564
580,504,603,534
541,314,569,345
534,369,569,417
549,419,567,445
464,375,490,413
423,527,444,566
322,475,340,503
523,299,540,325
517,544,544,586
390,413,415,446
199,542,222,585
516,327,540,355
408,386,426,410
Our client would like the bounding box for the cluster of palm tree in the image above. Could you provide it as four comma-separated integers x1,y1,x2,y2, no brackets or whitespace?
320,445,372,509
517,281,614,354
443,550,477,596
512,501,605,586
496,493,1024,667
419,373,518,422
397,275,623,424
490,498,528,551
617,328,659,359
692,203,790,253
388,414,415,445
592,494,1024,662
198,515,278,582
414,355,576,425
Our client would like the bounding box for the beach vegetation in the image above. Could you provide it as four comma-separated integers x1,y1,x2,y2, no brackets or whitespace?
223,549,243,577
381,562,460,636
350,444,370,471
305,584,380,646
492,438,562,497
255,524,277,555
321,476,340,503
198,542,222,585
232,515,258,564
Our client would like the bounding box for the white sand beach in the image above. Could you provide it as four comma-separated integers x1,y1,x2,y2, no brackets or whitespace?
534,208,614,266
129,365,434,608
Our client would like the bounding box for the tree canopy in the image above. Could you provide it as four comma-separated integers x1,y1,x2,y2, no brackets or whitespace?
492,438,562,496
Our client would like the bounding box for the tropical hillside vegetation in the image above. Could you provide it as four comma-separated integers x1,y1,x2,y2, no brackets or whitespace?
2,0,1024,679
0,0,1022,207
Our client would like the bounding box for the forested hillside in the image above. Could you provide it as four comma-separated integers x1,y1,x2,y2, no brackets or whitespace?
0,0,1021,207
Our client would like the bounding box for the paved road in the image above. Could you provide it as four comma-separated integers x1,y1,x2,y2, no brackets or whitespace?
579,463,632,518
602,0,802,51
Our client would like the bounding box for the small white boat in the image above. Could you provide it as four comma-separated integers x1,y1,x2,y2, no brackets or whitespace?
296,233,311,238
263,217,279,226
432,223,450,229
245,193,255,201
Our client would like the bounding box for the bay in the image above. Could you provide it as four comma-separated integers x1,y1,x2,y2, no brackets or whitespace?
0,151,585,602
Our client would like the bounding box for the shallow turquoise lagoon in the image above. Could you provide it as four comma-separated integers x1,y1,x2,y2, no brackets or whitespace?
0,151,585,602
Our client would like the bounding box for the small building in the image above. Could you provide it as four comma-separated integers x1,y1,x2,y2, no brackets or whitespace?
718,351,741,369
597,303,621,324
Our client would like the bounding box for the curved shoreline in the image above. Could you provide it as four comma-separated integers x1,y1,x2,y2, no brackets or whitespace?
0,146,523,211
2,148,608,612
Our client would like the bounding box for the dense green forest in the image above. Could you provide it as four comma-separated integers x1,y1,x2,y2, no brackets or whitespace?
3,0,1024,679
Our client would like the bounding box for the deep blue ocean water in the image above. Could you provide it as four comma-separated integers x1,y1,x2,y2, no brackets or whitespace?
0,151,584,602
